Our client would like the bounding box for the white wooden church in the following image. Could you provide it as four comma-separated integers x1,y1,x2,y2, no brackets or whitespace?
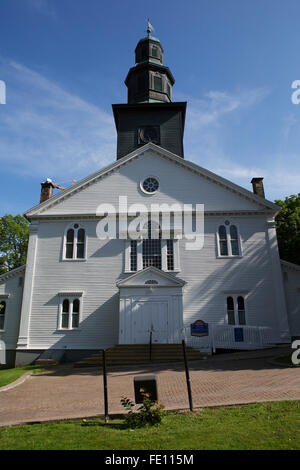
1,28,300,367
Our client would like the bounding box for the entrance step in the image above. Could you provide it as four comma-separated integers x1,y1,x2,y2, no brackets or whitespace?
35,349,66,366
74,344,205,367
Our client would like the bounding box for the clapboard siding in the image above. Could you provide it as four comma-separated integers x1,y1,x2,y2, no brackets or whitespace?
40,151,263,216
282,263,300,336
0,270,24,349
26,213,285,349
29,221,122,349
180,216,278,332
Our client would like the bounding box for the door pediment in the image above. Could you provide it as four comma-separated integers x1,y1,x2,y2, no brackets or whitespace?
117,266,185,288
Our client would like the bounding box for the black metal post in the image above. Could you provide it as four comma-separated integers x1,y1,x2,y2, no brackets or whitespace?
182,339,193,412
149,331,152,362
102,349,109,423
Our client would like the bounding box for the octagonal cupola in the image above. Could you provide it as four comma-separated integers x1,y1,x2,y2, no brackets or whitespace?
125,22,175,104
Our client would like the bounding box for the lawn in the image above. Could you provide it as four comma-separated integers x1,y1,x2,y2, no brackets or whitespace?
0,401,299,450
0,366,45,388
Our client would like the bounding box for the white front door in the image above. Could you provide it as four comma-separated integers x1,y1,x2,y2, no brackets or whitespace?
132,298,169,344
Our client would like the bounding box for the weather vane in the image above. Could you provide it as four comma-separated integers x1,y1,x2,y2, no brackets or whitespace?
146,18,155,37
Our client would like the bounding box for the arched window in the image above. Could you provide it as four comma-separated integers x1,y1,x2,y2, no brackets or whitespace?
218,222,241,257
237,296,246,325
64,224,86,260
61,299,69,329
227,297,235,325
77,229,85,259
218,225,228,256
0,301,6,330
60,297,81,330
66,229,74,259
72,299,80,328
226,295,246,325
230,225,239,256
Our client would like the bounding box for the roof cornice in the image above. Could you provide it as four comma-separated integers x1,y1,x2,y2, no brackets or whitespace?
0,265,26,283
281,260,300,271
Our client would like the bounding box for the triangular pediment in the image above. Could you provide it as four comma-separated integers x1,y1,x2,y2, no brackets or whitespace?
117,267,186,288
25,143,279,218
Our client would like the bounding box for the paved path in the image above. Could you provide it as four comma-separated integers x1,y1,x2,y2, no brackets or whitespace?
0,347,300,427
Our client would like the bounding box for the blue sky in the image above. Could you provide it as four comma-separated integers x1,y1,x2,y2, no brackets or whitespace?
0,0,300,215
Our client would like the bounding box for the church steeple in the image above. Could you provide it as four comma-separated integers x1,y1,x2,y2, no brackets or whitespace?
112,22,186,160
125,22,174,104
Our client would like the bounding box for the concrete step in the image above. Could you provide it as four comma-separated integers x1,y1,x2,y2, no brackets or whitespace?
74,343,205,367
35,349,65,366
35,359,60,366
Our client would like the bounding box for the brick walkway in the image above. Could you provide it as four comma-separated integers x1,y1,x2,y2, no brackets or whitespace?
0,347,300,427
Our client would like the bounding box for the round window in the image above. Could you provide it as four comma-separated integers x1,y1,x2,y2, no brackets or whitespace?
141,177,159,194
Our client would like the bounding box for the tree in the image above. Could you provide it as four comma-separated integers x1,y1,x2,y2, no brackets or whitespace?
275,194,300,266
0,214,30,274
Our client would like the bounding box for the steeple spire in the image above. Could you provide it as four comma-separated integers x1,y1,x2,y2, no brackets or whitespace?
146,18,154,38
112,26,186,160
124,24,174,104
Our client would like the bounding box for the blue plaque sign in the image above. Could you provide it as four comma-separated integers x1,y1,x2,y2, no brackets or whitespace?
234,327,244,342
191,320,209,337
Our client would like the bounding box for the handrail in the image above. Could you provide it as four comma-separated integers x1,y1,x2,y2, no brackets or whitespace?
149,331,152,362
182,324,277,353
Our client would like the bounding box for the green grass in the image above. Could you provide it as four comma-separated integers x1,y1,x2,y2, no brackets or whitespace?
0,366,46,388
0,401,299,450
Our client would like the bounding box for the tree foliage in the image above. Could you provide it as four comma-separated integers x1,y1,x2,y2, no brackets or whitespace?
275,194,300,266
0,214,30,274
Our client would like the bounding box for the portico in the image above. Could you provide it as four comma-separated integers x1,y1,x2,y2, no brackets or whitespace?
117,267,185,344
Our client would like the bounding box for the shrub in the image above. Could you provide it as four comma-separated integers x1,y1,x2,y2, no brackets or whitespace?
120,390,165,428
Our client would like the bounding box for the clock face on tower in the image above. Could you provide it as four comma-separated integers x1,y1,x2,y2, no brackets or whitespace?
138,126,160,145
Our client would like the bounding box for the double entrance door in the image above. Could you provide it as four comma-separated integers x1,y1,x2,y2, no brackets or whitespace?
132,298,169,344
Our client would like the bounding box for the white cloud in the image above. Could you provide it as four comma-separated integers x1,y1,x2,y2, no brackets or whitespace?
175,86,300,200
211,159,300,201
0,60,298,203
0,59,116,183
178,87,271,130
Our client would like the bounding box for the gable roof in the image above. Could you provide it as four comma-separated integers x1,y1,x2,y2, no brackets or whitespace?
0,265,26,283
25,143,279,218
117,266,186,287
281,260,300,271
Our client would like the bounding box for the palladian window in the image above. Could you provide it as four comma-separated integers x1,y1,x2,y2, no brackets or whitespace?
127,220,178,272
